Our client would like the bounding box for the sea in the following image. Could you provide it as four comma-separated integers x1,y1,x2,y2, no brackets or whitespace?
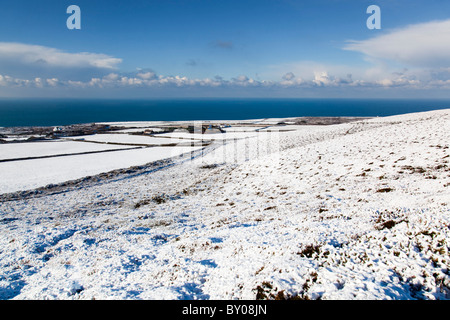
0,98,449,127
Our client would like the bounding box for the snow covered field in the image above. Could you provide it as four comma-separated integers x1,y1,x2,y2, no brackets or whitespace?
0,146,202,194
66,133,199,146
0,109,449,300
158,132,254,140
0,140,132,161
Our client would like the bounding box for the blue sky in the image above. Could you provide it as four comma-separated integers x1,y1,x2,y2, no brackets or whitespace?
1,0,450,98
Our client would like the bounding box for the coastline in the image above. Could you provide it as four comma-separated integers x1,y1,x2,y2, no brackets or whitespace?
1,98,449,127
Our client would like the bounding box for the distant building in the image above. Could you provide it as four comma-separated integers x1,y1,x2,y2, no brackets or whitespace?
52,127,64,137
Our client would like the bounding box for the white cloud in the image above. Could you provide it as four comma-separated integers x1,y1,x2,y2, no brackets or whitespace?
2,64,450,98
34,77,43,88
344,19,450,68
0,74,30,87
46,78,59,87
313,72,333,86
0,42,122,69
102,73,119,81
264,19,450,91
280,72,304,86
136,71,156,80
266,61,373,84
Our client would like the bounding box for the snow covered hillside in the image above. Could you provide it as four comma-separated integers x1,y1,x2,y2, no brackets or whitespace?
0,109,449,300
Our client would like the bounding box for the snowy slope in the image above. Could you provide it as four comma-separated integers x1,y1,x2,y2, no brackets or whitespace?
0,109,449,300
